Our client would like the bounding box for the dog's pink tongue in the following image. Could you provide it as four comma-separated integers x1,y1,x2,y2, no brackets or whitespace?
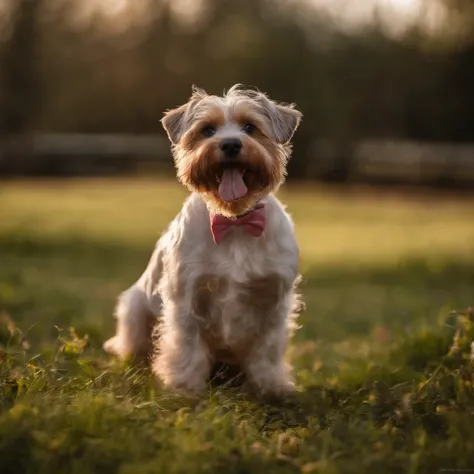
219,169,247,201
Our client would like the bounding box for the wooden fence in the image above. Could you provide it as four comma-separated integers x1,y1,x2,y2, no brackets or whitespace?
1,134,473,186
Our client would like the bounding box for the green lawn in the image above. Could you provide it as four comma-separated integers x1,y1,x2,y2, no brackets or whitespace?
1,179,474,474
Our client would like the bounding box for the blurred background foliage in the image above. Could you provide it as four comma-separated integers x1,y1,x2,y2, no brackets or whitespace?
0,0,473,180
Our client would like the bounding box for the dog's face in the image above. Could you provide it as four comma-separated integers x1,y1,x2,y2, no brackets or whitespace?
161,85,302,217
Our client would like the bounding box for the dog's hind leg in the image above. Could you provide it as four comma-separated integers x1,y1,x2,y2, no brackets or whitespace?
103,286,157,360
104,241,164,361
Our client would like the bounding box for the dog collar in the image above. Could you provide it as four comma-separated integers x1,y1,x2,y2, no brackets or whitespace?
209,202,266,245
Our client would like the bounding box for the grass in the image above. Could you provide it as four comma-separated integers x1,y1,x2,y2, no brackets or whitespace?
1,178,474,474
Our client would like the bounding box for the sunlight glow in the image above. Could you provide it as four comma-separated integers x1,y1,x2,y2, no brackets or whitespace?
307,0,445,35
70,0,447,37
389,0,418,14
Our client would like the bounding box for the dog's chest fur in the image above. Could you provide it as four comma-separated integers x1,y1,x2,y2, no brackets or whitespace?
191,242,286,359
156,194,299,362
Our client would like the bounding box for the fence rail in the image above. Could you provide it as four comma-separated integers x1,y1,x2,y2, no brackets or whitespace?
1,134,473,185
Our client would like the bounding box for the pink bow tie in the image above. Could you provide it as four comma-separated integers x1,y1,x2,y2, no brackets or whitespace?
210,203,266,245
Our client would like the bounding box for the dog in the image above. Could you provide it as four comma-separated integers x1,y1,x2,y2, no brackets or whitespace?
104,85,303,396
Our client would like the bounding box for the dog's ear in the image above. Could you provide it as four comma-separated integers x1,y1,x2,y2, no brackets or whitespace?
267,102,302,144
161,86,208,145
161,104,188,145
272,104,302,144
255,93,302,144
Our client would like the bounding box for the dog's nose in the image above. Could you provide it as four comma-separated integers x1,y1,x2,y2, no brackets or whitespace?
220,138,242,158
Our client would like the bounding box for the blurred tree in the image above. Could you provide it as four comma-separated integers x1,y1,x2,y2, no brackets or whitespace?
437,0,474,44
0,0,40,173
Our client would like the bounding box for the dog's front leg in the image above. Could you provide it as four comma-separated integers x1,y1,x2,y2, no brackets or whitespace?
152,313,211,395
244,303,296,397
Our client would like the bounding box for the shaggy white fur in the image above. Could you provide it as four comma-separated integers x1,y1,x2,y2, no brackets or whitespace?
104,85,303,396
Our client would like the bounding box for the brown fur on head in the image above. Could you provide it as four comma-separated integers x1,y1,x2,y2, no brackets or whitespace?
161,85,302,217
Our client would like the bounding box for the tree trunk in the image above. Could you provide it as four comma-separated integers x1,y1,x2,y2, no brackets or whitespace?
0,0,39,175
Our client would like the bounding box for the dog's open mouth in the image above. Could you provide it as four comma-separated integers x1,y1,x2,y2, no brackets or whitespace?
217,167,248,202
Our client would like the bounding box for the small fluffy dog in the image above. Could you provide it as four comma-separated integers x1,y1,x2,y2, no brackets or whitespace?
104,85,303,396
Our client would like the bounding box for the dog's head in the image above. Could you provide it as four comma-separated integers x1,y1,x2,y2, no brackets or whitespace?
161,85,302,217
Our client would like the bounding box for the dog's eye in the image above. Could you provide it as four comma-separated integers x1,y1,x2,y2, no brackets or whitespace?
202,126,217,138
242,123,255,135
